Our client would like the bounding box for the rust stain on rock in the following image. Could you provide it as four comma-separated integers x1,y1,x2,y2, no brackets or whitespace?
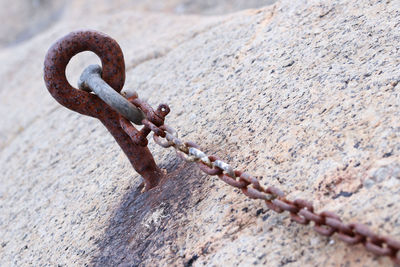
91,160,210,266
314,167,363,202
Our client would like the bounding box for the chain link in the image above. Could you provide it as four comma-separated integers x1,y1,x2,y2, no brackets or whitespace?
152,124,400,266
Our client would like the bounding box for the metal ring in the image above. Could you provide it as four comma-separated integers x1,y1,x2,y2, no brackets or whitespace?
298,209,324,224
197,155,223,175
383,237,400,250
290,212,309,225
325,217,352,236
213,160,236,178
239,172,261,190
218,173,247,189
365,241,393,256
337,232,364,245
290,200,313,225
142,119,165,137
265,201,284,213
293,199,314,212
189,147,211,166
352,223,379,242
265,186,285,198
335,223,364,245
242,186,275,201
272,199,299,213
153,125,177,148
131,98,164,126
314,225,336,236
44,30,125,119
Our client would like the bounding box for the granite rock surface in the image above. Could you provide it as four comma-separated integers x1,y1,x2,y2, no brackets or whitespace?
0,0,399,266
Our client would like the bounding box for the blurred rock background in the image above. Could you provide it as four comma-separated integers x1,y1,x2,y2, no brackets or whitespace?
0,0,275,48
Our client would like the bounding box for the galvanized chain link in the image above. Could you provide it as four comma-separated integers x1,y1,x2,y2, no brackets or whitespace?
152,125,400,266
78,64,146,125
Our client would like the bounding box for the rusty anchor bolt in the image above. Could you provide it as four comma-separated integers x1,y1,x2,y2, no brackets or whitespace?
43,30,167,191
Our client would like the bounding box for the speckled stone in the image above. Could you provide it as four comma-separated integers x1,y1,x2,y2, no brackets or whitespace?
0,0,399,266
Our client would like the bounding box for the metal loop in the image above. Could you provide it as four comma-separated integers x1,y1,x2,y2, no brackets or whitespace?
289,199,314,225
290,212,310,225
189,147,212,166
264,186,286,213
44,30,125,119
142,119,165,137
383,237,400,251
165,132,187,153
153,125,177,148
337,232,364,245
175,141,201,162
336,224,364,245
293,199,314,212
265,186,285,198
213,160,236,178
312,212,335,236
312,211,341,236
320,211,341,220
353,223,380,243
154,136,174,148
157,104,170,118
265,201,284,213
354,225,395,257
218,173,247,188
272,199,299,213
325,217,352,236
314,225,336,236
239,172,261,190
177,152,196,162
298,209,324,225
241,186,275,201
197,155,223,175
44,30,165,191
130,98,164,126
365,241,393,256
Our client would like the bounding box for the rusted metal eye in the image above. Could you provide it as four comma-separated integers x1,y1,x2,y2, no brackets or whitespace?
44,30,163,191
44,30,125,118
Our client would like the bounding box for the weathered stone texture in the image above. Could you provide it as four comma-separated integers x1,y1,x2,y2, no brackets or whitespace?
0,0,399,266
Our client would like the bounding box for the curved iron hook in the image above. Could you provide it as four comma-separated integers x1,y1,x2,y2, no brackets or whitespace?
43,30,163,191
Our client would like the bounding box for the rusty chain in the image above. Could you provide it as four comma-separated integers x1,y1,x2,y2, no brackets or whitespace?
151,125,400,266
106,87,400,264
44,30,400,265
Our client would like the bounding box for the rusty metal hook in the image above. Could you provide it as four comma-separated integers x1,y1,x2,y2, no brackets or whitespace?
43,30,163,190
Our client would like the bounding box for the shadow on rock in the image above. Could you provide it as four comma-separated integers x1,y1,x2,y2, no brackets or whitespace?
91,159,210,266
